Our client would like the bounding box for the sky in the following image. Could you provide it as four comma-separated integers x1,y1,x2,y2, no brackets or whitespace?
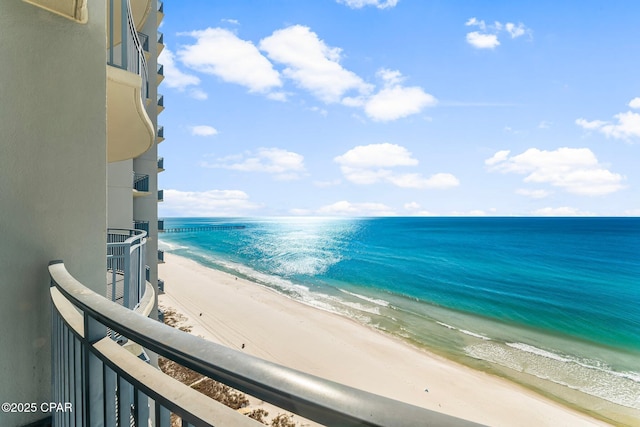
157,0,640,217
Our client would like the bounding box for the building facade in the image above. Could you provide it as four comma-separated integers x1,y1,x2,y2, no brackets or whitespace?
0,1,164,425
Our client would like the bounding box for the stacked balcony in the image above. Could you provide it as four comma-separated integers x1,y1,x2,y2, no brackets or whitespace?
133,220,150,234
158,219,165,232
157,94,164,114
157,0,164,22
157,63,164,84
133,172,150,197
158,156,165,172
158,249,165,263
157,31,164,54
106,228,147,310
106,0,154,162
157,189,164,202
157,125,164,143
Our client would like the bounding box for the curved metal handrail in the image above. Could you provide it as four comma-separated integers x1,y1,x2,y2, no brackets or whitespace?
49,260,483,427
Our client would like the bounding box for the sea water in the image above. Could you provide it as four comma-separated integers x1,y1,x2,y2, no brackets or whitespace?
159,217,640,413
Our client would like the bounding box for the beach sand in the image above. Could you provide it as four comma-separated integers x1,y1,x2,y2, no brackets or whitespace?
158,253,609,426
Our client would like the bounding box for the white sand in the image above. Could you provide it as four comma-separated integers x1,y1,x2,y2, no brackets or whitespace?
158,253,610,426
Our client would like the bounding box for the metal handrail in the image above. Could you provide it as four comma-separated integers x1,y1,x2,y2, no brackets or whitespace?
107,0,149,99
49,261,483,427
133,172,149,192
107,228,147,309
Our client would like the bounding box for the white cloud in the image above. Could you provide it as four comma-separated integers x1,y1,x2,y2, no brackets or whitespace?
190,125,218,136
364,70,437,121
486,147,625,196
629,97,640,109
576,109,640,141
465,18,530,49
158,49,202,92
516,188,551,199
484,150,511,166
335,143,459,189
179,28,282,94
530,207,595,217
336,0,399,9
259,25,372,103
160,189,262,217
317,201,396,216
466,32,500,49
538,121,552,129
204,148,306,180
623,209,640,216
387,172,459,189
189,88,208,100
335,143,418,168
505,22,527,38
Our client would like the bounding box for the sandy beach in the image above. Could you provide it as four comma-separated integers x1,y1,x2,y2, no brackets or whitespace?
158,252,609,426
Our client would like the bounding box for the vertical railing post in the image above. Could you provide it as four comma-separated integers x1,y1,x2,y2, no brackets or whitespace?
120,0,127,70
123,241,131,309
84,314,107,426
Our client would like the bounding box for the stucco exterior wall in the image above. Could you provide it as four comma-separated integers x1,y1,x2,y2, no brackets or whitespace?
0,1,106,425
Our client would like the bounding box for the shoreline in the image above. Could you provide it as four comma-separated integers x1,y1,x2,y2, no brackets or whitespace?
158,252,613,426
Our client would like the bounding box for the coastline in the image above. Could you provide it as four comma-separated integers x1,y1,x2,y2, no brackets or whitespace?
158,252,611,427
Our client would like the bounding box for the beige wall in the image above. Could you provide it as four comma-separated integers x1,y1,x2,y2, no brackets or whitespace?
108,159,135,229
0,1,106,425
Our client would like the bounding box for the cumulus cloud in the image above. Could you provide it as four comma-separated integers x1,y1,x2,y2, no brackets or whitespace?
364,69,437,121
576,101,640,141
465,17,530,49
317,201,396,216
530,207,595,217
335,143,459,189
203,148,306,180
336,0,398,8
486,147,625,196
160,189,262,216
190,125,218,136
259,25,372,103
158,49,205,98
179,28,282,94
466,32,500,49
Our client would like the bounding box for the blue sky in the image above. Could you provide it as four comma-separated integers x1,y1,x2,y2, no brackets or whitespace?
157,0,640,217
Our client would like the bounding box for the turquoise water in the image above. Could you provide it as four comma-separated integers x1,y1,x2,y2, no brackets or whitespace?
159,217,640,410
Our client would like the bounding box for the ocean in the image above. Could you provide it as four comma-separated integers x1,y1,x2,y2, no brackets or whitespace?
159,217,640,415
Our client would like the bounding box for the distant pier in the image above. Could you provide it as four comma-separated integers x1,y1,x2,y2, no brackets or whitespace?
162,225,246,233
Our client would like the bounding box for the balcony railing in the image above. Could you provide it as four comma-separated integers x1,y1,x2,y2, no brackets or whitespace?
157,156,164,171
158,219,164,232
133,220,149,234
158,278,165,293
133,172,149,192
106,228,147,310
157,31,164,45
49,261,481,427
157,189,164,202
137,31,149,52
157,125,164,142
108,0,149,99
158,249,164,263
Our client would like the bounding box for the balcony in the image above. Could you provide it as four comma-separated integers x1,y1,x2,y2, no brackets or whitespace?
157,125,164,143
157,93,164,114
158,249,165,263
157,189,164,202
157,31,164,54
22,0,88,23
157,156,164,172
158,278,165,293
106,228,149,310
133,172,151,197
49,261,479,427
107,0,154,163
158,219,164,232
157,0,164,23
134,220,150,234
157,63,164,84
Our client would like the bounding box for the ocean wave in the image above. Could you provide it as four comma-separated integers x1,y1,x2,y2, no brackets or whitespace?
339,289,390,307
465,341,640,409
436,321,491,340
158,240,189,251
